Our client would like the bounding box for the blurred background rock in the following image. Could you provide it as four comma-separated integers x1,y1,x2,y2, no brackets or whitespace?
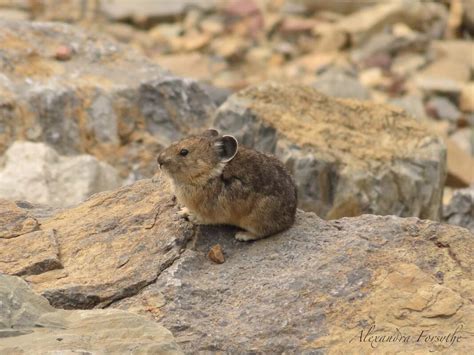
0,3,473,352
0,0,472,231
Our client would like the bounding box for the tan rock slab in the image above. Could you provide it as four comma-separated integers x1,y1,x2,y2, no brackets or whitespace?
460,82,474,112
1,177,194,309
0,199,39,239
0,230,62,276
214,82,446,220
418,58,471,84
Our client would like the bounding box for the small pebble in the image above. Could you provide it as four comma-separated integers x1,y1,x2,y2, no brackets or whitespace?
55,45,72,61
207,244,225,264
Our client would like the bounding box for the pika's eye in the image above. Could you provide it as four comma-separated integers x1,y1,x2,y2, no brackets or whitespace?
179,148,189,156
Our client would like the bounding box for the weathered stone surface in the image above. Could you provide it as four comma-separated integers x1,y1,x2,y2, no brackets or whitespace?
464,0,474,33
415,40,474,96
0,20,215,179
0,230,62,276
0,8,28,20
101,0,217,24
114,211,473,353
391,52,427,77
213,82,447,220
351,30,428,65
0,274,183,354
431,40,474,72
444,187,474,232
0,199,39,239
419,58,471,84
199,82,233,107
450,127,474,156
426,96,462,123
460,82,474,112
336,0,447,45
0,141,122,208
2,177,472,353
2,177,193,309
286,0,375,15
154,53,227,82
388,95,427,120
313,68,371,100
0,274,54,337
442,134,474,187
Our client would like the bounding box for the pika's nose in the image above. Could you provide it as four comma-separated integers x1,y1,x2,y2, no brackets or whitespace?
157,152,168,168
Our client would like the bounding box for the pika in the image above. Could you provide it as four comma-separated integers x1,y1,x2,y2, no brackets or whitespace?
157,129,297,241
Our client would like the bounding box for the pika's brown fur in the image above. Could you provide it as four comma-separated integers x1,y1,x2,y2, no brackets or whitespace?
157,129,297,241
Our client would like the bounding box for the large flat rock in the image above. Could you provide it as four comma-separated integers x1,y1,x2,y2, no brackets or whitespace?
116,212,473,353
0,177,194,309
0,20,215,179
0,274,182,354
1,178,472,353
214,82,447,220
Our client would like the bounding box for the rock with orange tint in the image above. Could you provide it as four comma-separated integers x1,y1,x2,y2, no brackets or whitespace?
0,200,40,239
119,211,473,353
207,244,225,264
0,20,215,180
54,45,72,61
214,82,446,220
1,178,472,353
0,176,194,309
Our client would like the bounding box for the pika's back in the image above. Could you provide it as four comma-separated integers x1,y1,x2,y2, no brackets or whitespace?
223,146,297,201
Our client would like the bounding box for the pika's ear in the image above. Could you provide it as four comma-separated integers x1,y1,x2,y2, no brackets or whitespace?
215,135,238,162
202,129,219,138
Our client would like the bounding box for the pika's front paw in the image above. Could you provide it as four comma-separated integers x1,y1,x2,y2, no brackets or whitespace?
178,207,201,224
235,231,261,242
178,206,191,218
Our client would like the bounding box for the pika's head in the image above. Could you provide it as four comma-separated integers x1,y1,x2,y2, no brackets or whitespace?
157,129,238,184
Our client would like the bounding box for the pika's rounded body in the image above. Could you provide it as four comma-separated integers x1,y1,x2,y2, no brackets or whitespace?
157,129,297,241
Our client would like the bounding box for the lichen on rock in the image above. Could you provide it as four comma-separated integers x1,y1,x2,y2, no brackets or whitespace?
214,82,447,220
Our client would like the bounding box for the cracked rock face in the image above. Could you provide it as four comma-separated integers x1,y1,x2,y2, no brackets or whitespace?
113,212,473,353
0,274,183,354
0,176,194,309
0,20,215,179
214,82,447,220
1,178,472,353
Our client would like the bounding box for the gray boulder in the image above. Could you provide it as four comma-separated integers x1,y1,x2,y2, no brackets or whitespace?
313,67,371,100
0,141,122,208
0,20,215,180
0,274,183,354
213,82,446,220
444,187,474,232
113,184,472,353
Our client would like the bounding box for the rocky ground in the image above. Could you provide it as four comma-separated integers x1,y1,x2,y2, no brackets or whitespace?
0,0,473,353
0,0,472,227
1,176,473,353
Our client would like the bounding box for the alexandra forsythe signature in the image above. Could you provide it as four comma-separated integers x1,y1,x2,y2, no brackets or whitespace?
349,324,465,349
